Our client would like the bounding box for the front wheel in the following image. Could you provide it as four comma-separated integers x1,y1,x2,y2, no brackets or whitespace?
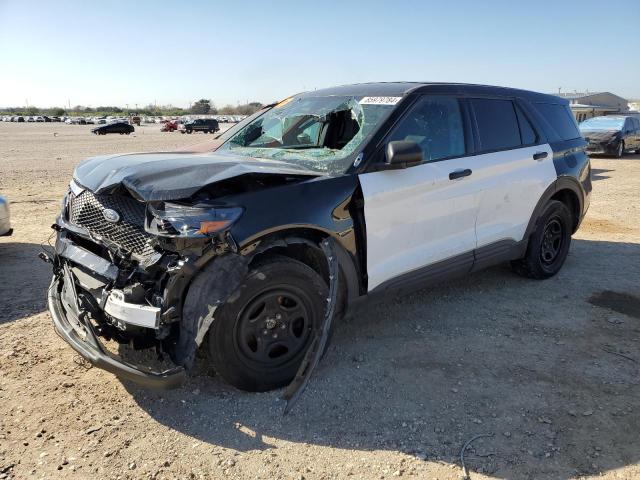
511,200,572,279
615,141,625,158
200,257,328,392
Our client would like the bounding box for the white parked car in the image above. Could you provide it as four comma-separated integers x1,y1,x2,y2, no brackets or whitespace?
0,195,11,236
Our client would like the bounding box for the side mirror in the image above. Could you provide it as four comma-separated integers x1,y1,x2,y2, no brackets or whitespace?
386,140,423,169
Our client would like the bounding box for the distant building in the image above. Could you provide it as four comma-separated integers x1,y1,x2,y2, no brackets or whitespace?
553,91,629,122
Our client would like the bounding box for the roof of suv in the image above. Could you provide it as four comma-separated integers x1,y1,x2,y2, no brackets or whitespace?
304,82,565,104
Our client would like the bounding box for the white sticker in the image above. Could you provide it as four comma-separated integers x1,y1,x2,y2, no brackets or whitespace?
359,96,402,105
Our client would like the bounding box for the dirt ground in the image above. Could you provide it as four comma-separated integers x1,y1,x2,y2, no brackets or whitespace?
0,122,639,480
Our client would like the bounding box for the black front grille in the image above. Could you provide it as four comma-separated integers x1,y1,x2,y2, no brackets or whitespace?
69,191,155,257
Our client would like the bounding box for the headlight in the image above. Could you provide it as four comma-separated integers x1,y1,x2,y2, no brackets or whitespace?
145,203,243,238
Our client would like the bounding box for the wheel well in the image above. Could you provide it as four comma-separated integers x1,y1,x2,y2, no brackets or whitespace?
247,229,354,314
551,189,580,232
250,231,330,283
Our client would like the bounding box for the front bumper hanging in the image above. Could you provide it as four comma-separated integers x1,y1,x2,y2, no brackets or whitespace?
47,230,186,389
48,273,186,389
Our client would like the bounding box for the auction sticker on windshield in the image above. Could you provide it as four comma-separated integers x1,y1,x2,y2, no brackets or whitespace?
359,96,402,105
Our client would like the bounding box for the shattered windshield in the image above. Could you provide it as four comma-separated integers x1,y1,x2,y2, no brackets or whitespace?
217,95,400,174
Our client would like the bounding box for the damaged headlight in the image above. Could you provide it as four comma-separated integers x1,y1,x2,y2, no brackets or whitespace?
145,203,243,238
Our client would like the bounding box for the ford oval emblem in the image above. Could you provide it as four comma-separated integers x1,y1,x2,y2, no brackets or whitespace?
103,208,121,223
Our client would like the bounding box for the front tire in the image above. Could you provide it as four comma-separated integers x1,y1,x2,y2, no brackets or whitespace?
202,257,328,392
615,141,625,158
511,200,572,279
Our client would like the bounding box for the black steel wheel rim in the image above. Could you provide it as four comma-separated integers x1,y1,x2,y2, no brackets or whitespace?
540,217,564,265
235,287,313,367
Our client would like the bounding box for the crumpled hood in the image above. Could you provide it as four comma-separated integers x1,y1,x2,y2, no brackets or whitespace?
73,151,322,201
580,129,619,142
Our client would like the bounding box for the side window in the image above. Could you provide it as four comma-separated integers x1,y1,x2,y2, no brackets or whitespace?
624,118,633,132
533,103,581,141
471,98,521,152
515,105,539,145
387,95,465,162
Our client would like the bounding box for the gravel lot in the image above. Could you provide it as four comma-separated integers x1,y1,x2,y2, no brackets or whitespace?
0,122,639,480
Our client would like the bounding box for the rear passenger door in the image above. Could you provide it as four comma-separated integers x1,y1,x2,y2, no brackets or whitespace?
469,98,556,252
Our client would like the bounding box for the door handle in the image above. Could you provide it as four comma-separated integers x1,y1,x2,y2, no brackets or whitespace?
449,168,472,180
533,151,548,161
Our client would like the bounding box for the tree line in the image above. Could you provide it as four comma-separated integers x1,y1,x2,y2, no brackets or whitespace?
0,99,264,117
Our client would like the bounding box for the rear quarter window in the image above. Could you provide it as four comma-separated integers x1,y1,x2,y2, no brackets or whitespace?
533,103,581,141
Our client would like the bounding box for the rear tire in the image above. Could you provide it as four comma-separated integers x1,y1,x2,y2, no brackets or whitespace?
202,257,329,392
511,200,572,279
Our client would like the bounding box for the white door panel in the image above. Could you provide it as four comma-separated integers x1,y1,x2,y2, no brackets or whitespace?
360,157,478,291
360,144,556,291
474,144,556,247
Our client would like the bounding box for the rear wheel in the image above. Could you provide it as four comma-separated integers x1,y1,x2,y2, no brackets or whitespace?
511,200,572,279
203,257,328,392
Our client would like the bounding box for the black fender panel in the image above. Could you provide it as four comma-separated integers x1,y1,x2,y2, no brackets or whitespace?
218,174,364,302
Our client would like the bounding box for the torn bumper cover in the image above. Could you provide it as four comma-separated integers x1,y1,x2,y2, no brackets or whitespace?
48,275,186,389
47,231,186,389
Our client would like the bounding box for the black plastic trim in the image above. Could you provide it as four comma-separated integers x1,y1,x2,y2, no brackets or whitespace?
472,239,527,272
370,251,474,295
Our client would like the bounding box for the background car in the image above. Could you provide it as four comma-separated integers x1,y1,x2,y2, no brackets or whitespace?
180,118,219,134
161,120,178,132
92,122,135,135
579,115,640,157
0,195,11,236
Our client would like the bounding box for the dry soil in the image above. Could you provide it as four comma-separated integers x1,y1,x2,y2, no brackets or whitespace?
1,122,639,480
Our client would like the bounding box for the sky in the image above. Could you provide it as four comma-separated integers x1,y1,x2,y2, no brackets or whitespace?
0,0,639,108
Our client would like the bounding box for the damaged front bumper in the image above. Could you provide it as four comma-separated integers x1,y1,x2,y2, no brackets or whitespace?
48,275,186,388
47,227,187,389
46,214,341,404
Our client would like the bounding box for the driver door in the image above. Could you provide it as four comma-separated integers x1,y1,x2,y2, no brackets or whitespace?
359,95,479,291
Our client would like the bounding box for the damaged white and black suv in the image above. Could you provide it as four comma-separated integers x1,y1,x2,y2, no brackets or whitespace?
46,83,591,394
